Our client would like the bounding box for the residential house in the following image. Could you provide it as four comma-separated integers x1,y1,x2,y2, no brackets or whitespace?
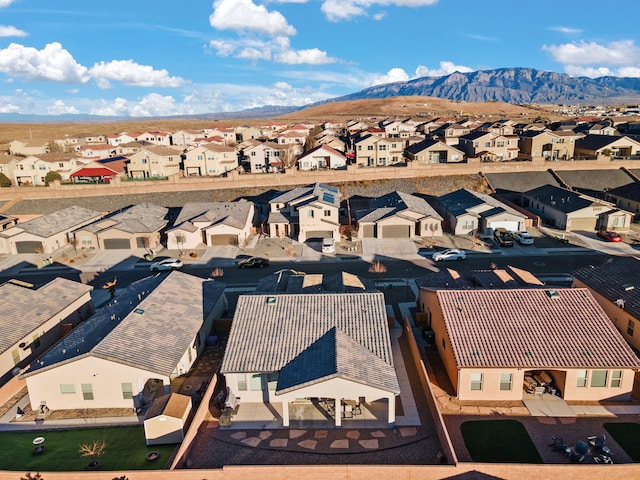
22,272,227,411
128,147,181,178
267,183,341,242
171,130,202,146
182,144,237,177
8,138,51,156
221,283,400,427
404,139,465,164
297,145,347,171
72,202,168,250
0,215,18,232
606,182,640,220
0,206,102,255
202,126,237,145
518,130,581,161
237,126,268,142
0,156,18,183
245,141,287,173
436,189,527,235
0,278,93,385
136,131,173,147
421,287,640,401
107,132,140,146
354,191,443,239
10,154,82,186
354,135,404,167
457,131,519,161
275,130,307,148
315,135,347,153
575,134,640,160
77,143,119,159
431,121,477,146
573,257,640,352
166,200,255,250
521,184,632,232
144,393,192,445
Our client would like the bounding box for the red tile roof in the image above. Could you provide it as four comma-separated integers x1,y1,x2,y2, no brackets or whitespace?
437,288,640,369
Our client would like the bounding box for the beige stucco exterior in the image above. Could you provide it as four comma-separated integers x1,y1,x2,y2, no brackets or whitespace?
144,394,192,445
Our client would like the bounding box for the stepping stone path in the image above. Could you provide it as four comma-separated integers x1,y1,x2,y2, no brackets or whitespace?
270,438,288,448
230,432,247,440
346,430,360,440
359,439,379,449
399,427,417,437
298,439,318,450
330,439,349,449
314,430,328,438
259,431,273,440
241,437,262,447
289,429,306,439
371,430,386,438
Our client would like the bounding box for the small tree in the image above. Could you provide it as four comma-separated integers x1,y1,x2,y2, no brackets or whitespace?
44,171,62,186
79,440,107,469
21,473,44,480
0,172,11,187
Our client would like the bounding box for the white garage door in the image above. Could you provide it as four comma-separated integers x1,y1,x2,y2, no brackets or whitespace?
489,221,519,232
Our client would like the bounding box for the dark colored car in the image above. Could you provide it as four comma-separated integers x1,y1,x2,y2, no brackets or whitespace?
597,230,622,242
237,257,270,268
493,228,514,247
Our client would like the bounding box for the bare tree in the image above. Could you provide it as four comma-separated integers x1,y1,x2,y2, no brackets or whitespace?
79,440,107,468
280,146,299,171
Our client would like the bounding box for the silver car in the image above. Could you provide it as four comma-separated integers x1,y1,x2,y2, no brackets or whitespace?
513,232,534,245
149,258,184,272
432,249,467,262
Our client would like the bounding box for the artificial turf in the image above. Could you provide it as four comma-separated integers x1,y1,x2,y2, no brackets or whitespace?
460,419,543,463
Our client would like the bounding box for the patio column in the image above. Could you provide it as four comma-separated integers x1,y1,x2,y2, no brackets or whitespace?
282,401,289,427
387,395,396,427
334,397,341,428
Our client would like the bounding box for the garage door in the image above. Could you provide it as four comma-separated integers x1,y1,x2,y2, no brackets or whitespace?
104,238,131,249
15,240,43,254
362,224,375,238
306,230,333,241
489,221,519,232
566,217,596,231
209,234,238,246
381,225,410,238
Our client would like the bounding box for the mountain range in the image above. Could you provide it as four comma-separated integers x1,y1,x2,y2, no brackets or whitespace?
327,67,640,106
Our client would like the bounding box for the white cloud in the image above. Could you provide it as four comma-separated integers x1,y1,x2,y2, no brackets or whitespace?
89,60,185,89
0,0,15,7
368,67,409,86
543,40,640,66
89,93,186,117
0,25,27,37
563,65,640,78
372,12,386,20
0,101,19,113
210,36,335,64
550,26,582,34
0,42,89,83
47,100,79,115
415,61,474,77
321,0,438,21
209,0,296,36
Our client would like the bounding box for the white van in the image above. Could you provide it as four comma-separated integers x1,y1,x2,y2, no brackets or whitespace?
322,238,335,253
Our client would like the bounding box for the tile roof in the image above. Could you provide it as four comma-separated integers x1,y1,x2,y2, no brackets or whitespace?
221,292,398,393
437,288,640,369
575,134,626,151
269,183,341,207
4,206,101,238
522,185,602,213
82,202,168,235
25,272,225,377
607,182,640,202
0,278,92,354
485,171,561,194
356,191,442,223
572,257,640,321
416,266,543,291
438,189,525,218
172,201,252,232
554,169,636,194
255,270,375,293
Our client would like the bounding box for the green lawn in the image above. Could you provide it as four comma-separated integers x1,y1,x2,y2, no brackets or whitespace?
604,422,640,461
0,426,176,471
460,419,543,463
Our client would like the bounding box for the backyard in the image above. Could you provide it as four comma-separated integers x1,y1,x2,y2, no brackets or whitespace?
0,426,175,471
604,422,640,461
460,419,543,464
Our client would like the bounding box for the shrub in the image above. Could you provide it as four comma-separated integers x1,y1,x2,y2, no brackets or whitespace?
0,172,11,187
44,171,62,186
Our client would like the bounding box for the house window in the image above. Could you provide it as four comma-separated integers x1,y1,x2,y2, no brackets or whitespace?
11,348,19,366
499,373,512,391
307,210,314,218
379,144,386,150
121,383,133,399
267,373,278,390
628,319,635,336
141,158,147,164
250,374,262,391
576,370,587,387
470,373,483,391
590,370,608,388
324,210,331,217
237,374,247,391
32,334,41,349
367,145,374,151
58,163,64,168
611,370,623,388
60,384,76,395
612,216,625,227
81,383,94,400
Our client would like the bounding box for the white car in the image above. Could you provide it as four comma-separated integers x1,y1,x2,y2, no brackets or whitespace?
513,232,535,245
149,258,184,272
322,238,335,253
432,249,467,262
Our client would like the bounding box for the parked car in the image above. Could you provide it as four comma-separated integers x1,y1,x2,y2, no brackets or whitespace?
432,249,467,262
237,257,270,268
597,230,622,242
493,228,514,247
149,258,183,272
322,238,335,253
513,231,535,245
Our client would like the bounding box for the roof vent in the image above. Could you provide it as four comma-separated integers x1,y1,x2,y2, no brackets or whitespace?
266,297,277,305
546,290,560,299
615,298,625,308
623,283,635,291
134,308,144,315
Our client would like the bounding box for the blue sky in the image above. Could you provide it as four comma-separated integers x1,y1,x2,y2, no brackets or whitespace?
1,0,640,117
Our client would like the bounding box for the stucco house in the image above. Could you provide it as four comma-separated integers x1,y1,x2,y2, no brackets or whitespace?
572,257,640,352
353,135,404,167
0,206,102,255
421,287,640,401
267,183,341,242
182,144,237,177
10,154,83,186
354,191,443,239
244,141,287,173
0,278,93,385
404,138,465,164
606,182,640,221
457,131,519,161
517,130,581,161
221,284,400,428
9,138,51,156
521,184,632,232
575,134,640,159
436,189,527,235
72,202,168,251
22,272,227,411
166,200,255,250
127,147,182,178
297,145,347,171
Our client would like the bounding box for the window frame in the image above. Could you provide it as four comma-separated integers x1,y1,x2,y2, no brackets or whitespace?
81,383,94,400
470,373,483,391
499,373,512,391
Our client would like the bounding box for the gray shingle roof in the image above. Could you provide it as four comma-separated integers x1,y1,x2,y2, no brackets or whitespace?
485,171,561,194
172,201,252,231
554,169,636,195
9,206,101,238
270,183,341,208
522,184,601,213
438,189,525,218
572,257,640,322
438,288,640,369
221,292,398,393
0,278,92,354
357,191,442,222
25,272,225,377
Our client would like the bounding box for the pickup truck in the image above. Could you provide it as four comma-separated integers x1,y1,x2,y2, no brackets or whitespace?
493,228,514,247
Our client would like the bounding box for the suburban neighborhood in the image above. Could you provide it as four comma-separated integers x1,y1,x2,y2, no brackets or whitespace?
1,113,640,479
